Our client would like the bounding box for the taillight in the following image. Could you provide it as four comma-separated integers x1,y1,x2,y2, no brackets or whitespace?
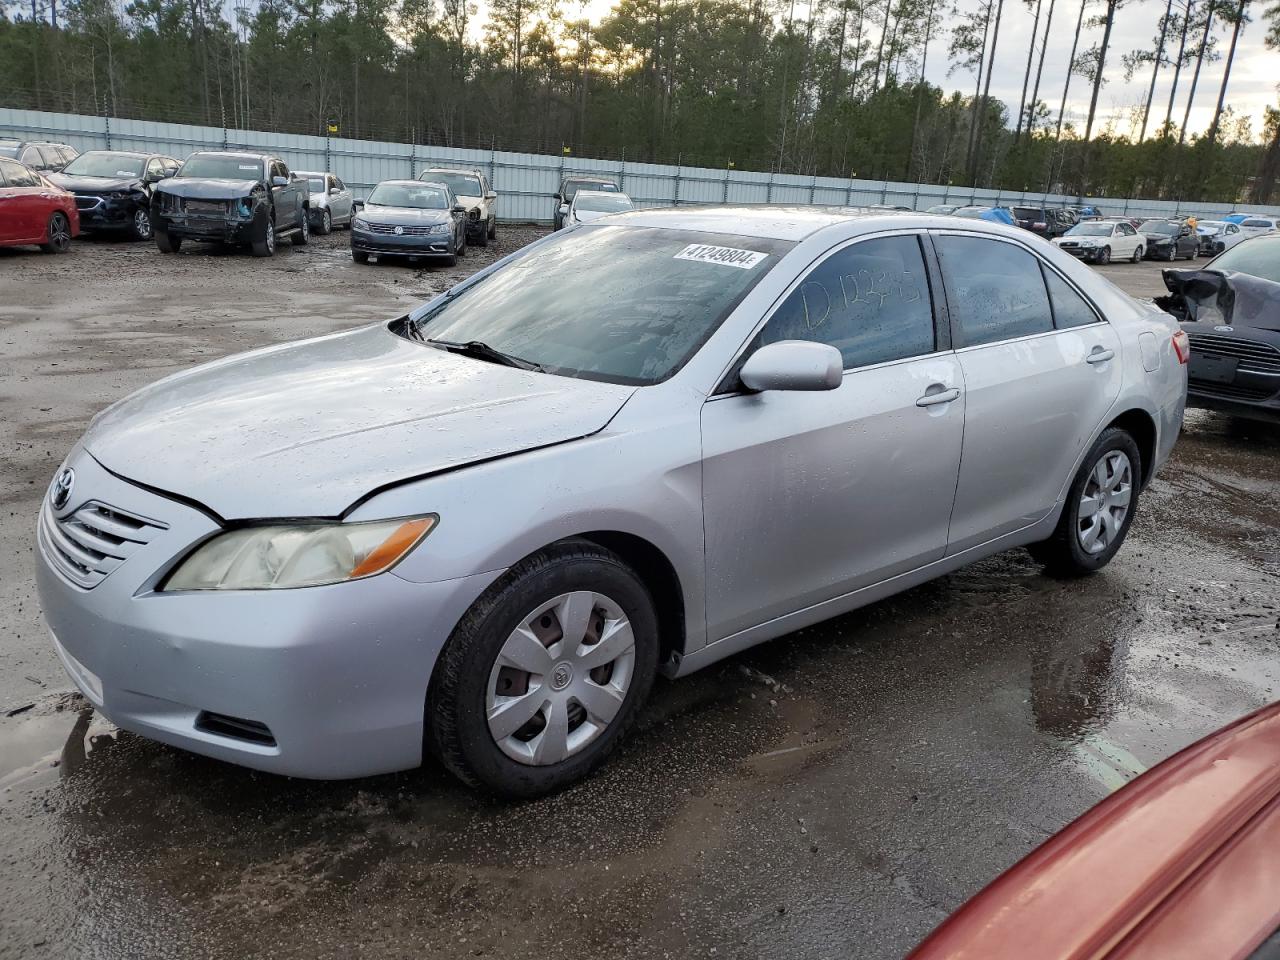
1172,330,1191,365
1033,221,1047,229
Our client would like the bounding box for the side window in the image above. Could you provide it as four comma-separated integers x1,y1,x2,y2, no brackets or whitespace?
1119,223,1135,236
270,160,287,181
20,146,41,168
0,158,12,185
164,159,180,176
58,145,77,165
5,160,39,187
147,158,165,180
1042,267,1100,329
37,145,62,168
935,235,1054,346
759,235,935,369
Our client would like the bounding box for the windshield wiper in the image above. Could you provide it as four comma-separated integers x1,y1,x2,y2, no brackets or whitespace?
426,338,544,372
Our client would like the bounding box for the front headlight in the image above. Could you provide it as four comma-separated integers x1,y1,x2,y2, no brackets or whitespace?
161,516,436,591
428,222,451,235
352,217,369,231
109,191,131,200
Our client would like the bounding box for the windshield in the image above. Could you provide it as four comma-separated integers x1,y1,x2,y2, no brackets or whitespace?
306,177,326,193
1208,235,1280,282
953,207,985,218
1067,223,1113,236
425,173,482,197
60,152,146,178
564,180,618,200
576,193,633,213
412,225,791,385
179,155,264,180
1142,222,1178,235
369,183,449,209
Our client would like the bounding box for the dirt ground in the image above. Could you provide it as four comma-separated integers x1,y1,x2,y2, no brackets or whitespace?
1,230,1277,960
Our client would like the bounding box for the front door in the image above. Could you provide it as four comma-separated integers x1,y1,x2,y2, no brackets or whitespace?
701,233,965,642
932,233,1124,553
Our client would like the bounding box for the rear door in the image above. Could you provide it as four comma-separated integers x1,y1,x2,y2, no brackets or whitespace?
0,158,44,241
0,159,18,242
700,232,965,641
934,232,1123,553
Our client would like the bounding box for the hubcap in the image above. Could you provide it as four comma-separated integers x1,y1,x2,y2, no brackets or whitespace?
50,215,69,250
485,591,636,766
1077,450,1132,555
135,209,151,238
265,222,274,252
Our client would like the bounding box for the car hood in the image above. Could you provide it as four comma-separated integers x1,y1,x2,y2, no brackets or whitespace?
1141,232,1178,241
83,324,636,519
1159,268,1280,331
361,204,452,225
573,210,617,224
156,178,262,199
47,173,142,194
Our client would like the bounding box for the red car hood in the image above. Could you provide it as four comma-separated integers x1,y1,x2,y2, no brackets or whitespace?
908,703,1280,960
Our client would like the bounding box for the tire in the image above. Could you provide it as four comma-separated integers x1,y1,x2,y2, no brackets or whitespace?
130,206,153,241
442,253,458,267
40,212,72,253
488,216,497,240
154,224,182,254
474,226,489,247
1029,427,1142,578
1096,246,1111,265
457,232,467,258
1185,245,1197,260
317,209,332,235
251,214,276,257
426,540,660,797
292,209,310,246
351,249,369,264
1131,245,1143,263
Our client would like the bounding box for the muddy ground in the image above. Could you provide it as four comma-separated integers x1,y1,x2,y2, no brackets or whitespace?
1,231,1277,960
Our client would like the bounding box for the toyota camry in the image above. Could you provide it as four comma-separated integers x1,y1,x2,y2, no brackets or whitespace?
36,207,1187,796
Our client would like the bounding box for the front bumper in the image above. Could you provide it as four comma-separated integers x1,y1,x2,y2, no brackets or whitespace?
1057,245,1104,261
351,229,455,257
1182,323,1280,423
35,448,500,779
157,212,255,243
74,195,139,230
1143,243,1177,259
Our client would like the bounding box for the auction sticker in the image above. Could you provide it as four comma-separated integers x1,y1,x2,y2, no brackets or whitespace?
674,243,767,269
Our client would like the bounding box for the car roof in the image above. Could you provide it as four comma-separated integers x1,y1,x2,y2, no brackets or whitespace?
190,151,270,161
563,176,617,183
574,189,628,199
81,149,151,159
602,205,1028,241
423,167,481,175
294,170,330,177
380,179,448,189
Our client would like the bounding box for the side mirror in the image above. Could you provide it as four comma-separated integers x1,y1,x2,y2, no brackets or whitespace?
272,175,289,187
452,203,467,214
329,186,341,195
558,203,569,215
739,341,842,393
486,191,497,200
553,193,562,201
352,199,365,212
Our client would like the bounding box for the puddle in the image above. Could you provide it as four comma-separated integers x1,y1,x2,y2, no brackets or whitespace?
0,694,116,791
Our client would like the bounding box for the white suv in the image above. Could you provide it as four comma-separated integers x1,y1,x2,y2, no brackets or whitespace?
418,168,497,245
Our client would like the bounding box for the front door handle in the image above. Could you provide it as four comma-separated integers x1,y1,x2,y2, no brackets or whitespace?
1086,347,1116,364
916,386,961,407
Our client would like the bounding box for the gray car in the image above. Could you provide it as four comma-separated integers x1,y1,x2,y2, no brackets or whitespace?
351,179,467,265
35,208,1187,796
296,170,354,234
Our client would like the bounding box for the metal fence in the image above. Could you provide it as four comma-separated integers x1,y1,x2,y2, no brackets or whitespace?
3,106,1275,225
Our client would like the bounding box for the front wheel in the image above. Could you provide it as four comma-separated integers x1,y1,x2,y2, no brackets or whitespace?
40,212,72,253
317,209,332,235
292,209,310,246
1096,246,1111,265
351,249,369,264
426,541,660,797
130,207,153,241
154,222,182,253
488,216,497,240
251,215,276,257
1029,427,1142,577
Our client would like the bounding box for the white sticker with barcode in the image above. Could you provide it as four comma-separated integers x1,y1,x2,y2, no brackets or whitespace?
673,243,767,269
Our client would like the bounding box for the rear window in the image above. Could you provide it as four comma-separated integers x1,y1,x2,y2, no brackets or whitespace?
564,180,618,199
1243,219,1273,228
1013,207,1044,219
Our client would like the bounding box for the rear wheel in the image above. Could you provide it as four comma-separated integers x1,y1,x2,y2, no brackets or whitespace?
426,541,659,797
40,212,72,253
1131,245,1143,263
351,249,369,264
130,207,153,241
1029,427,1142,577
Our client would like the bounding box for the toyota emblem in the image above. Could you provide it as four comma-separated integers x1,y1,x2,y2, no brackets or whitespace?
50,467,75,511
393,225,405,235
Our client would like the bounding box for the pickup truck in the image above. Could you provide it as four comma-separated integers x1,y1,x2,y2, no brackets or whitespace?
151,151,310,257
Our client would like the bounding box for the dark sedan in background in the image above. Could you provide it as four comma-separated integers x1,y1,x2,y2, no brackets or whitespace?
1010,204,1073,239
1158,235,1280,422
1141,219,1200,261
351,180,468,266
48,150,180,241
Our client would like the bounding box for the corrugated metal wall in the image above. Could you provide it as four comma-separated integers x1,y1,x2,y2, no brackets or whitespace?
3,106,1274,224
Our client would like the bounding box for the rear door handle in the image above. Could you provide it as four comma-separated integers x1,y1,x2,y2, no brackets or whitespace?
916,386,961,407
1086,348,1116,364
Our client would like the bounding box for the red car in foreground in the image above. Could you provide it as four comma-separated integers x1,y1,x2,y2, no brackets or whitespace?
0,155,79,253
910,702,1280,960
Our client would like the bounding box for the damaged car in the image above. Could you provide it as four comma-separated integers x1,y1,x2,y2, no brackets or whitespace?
151,152,310,257
47,150,179,241
1157,234,1280,422
1140,219,1199,261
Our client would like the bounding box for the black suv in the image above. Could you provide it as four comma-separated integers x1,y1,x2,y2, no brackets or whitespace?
1011,204,1073,240
553,176,620,230
0,139,78,173
151,152,310,257
48,150,180,241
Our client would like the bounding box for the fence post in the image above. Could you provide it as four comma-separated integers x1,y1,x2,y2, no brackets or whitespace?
104,113,111,151
767,171,774,204
809,175,817,205
410,137,416,179
618,147,626,192
880,181,887,204
845,177,853,207
674,153,682,207
723,166,730,204
325,132,331,175
489,136,497,191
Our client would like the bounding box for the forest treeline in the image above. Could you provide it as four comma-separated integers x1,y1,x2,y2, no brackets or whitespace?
3,0,1280,202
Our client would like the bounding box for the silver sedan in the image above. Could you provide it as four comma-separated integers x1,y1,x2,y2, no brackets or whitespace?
35,208,1188,796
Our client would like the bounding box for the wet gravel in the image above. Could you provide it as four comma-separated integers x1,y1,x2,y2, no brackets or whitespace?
1,240,1277,960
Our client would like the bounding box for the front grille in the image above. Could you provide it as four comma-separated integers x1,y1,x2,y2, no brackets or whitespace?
182,199,227,216
1188,333,1280,374
467,209,481,221
1189,380,1275,401
74,195,103,210
367,222,439,236
196,712,276,746
39,501,167,589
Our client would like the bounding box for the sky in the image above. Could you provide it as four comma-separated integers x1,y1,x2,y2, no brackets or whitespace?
508,0,1278,142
